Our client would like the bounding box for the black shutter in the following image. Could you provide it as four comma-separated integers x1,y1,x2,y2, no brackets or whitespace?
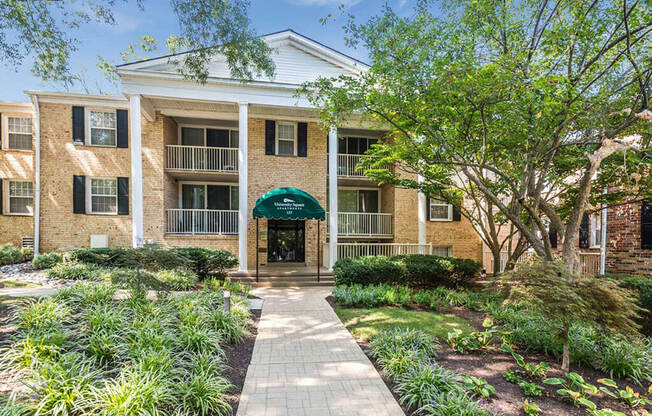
0,113,2,150
0,178,3,215
642,200,652,250
452,203,462,221
579,213,589,249
117,177,129,215
297,122,307,157
116,110,128,148
72,106,85,144
265,120,275,155
425,196,430,221
549,227,558,249
73,175,86,214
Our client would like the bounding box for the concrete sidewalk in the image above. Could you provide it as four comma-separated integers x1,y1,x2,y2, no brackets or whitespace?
236,287,404,416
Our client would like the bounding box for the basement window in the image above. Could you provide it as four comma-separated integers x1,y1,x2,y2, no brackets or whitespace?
432,246,453,257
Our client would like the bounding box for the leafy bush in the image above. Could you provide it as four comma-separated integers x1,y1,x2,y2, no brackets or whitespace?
598,274,651,335
20,247,33,261
418,390,491,416
0,243,24,266
333,254,480,287
172,247,237,278
394,363,460,409
48,262,104,280
32,252,63,269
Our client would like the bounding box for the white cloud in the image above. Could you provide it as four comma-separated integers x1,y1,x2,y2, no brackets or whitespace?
286,0,362,6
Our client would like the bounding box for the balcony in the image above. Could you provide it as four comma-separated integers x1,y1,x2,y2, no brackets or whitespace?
327,212,393,238
337,154,390,178
166,145,238,173
166,209,238,235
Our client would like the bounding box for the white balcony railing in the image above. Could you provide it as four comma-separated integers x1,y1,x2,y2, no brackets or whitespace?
166,209,238,235
337,154,389,177
327,212,393,237
323,243,432,266
166,145,238,172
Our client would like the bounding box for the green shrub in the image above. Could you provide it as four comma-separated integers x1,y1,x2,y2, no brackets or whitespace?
394,363,461,409
20,247,33,261
598,274,651,335
333,256,406,286
173,248,237,278
66,247,191,271
32,252,63,269
0,243,23,266
333,254,481,287
155,269,198,290
48,262,104,280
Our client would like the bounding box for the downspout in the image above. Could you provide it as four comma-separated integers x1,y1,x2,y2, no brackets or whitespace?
600,188,607,275
30,94,41,255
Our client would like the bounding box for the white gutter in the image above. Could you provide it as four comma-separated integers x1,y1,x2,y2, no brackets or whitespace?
600,188,608,275
30,94,41,255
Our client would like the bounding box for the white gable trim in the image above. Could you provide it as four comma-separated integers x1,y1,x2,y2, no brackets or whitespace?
116,30,368,76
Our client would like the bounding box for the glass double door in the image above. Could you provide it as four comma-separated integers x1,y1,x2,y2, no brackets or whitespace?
181,184,238,234
267,220,305,263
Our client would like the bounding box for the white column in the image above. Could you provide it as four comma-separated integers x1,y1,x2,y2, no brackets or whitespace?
129,95,144,247
238,103,249,272
417,175,426,253
328,125,338,270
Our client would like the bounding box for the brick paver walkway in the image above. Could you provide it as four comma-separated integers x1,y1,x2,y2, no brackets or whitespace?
236,287,404,416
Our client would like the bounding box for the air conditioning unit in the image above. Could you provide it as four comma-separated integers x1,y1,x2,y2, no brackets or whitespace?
90,234,109,248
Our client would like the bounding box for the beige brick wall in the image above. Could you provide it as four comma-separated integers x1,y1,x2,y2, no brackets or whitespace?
38,103,132,252
0,108,35,248
247,119,328,268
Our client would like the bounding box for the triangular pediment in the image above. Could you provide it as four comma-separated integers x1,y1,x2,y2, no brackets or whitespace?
118,30,367,85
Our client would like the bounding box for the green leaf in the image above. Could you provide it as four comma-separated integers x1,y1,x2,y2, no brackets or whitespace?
578,398,597,410
544,378,565,385
597,378,617,388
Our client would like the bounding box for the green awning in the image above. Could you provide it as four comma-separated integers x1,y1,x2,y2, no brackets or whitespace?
253,187,325,220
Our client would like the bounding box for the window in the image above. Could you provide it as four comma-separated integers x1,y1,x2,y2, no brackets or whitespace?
7,181,33,214
590,213,602,248
338,137,378,154
6,117,32,150
88,110,116,146
180,127,239,148
337,189,380,213
642,200,652,250
181,183,238,210
276,122,296,156
89,178,117,214
432,246,452,257
429,197,453,221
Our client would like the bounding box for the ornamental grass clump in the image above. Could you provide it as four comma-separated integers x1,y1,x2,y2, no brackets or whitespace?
0,283,248,415
32,252,63,269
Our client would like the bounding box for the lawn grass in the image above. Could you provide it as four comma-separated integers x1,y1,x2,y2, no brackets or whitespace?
0,279,41,288
335,306,474,341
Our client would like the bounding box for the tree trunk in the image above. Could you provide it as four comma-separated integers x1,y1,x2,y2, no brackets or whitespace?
492,251,502,276
561,322,570,371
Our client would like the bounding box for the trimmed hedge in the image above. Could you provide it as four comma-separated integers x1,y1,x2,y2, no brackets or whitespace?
65,247,237,279
333,254,481,288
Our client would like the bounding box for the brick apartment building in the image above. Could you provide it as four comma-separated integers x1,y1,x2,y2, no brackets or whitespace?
0,30,649,275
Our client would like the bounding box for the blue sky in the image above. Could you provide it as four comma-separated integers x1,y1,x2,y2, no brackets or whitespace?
1,0,416,102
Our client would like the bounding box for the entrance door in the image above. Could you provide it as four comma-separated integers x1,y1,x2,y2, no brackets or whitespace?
267,219,305,263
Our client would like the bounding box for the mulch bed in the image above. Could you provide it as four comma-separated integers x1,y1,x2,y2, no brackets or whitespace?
224,309,260,414
328,297,650,416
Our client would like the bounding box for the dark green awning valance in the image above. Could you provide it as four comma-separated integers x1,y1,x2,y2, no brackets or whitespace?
253,187,325,220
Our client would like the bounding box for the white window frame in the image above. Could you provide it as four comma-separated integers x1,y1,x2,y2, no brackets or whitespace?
177,124,239,148
429,198,453,221
5,180,33,216
590,213,602,248
86,109,117,147
2,115,33,151
432,246,453,257
275,121,297,156
177,181,239,211
87,177,118,215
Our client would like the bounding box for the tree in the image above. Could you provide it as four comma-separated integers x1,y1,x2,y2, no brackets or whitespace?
301,0,651,275
0,0,274,88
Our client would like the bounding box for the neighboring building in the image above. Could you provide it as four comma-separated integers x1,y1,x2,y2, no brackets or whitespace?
605,200,652,275
1,30,482,272
0,101,35,249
